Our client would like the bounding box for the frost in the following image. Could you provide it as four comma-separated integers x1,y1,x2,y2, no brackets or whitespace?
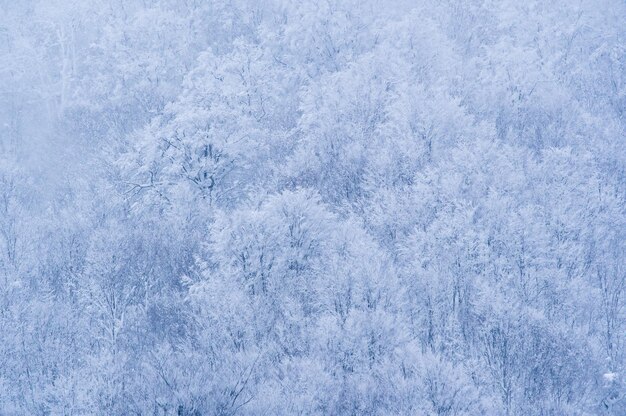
0,0,624,414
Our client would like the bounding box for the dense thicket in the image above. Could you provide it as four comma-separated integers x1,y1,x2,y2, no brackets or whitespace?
0,1,625,414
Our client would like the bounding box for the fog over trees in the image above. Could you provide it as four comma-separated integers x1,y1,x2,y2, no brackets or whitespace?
0,0,625,414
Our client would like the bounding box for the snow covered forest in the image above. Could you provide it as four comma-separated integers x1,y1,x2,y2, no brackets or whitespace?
0,0,625,414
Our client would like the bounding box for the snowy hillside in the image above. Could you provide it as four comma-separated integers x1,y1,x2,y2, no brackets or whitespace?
0,1,624,414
